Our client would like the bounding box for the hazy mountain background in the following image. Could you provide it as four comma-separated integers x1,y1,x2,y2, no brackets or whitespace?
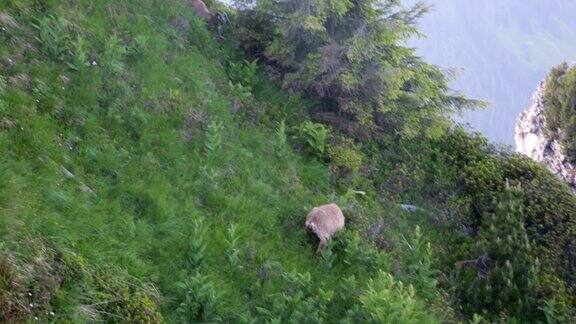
409,0,576,145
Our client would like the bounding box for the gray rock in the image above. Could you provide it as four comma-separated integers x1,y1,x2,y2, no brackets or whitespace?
515,80,576,192
398,204,418,212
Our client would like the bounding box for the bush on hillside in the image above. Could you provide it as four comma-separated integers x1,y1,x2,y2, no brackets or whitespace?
457,186,540,320
436,128,576,318
345,271,437,323
327,137,364,183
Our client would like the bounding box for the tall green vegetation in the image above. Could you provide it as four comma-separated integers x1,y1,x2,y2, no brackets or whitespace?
544,63,576,163
1,0,575,322
0,0,447,321
458,185,540,319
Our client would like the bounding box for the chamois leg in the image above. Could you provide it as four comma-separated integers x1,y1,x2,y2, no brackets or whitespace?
317,239,328,255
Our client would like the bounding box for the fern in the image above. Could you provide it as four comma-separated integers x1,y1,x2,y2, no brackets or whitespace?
204,121,224,154
34,16,70,62
176,274,223,322
273,120,288,158
295,121,331,157
225,223,243,270
187,218,207,269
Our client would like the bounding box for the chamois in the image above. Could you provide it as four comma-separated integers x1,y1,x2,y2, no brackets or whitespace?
305,204,345,254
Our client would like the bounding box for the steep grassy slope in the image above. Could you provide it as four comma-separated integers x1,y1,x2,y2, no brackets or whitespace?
0,1,443,322
2,1,576,322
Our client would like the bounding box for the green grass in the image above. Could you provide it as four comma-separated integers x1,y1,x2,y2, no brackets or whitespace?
0,1,446,322
4,0,574,322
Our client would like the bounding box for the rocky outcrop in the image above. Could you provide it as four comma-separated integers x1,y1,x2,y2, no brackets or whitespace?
515,81,576,191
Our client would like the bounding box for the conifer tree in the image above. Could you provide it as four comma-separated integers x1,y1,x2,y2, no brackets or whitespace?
235,0,480,137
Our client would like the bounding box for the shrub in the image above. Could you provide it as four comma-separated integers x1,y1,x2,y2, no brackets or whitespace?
457,186,540,320
345,271,437,323
92,269,164,323
33,15,71,62
0,243,67,322
327,139,363,175
255,270,332,323
434,128,576,317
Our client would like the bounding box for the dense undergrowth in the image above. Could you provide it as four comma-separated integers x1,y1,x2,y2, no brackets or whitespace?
0,0,575,322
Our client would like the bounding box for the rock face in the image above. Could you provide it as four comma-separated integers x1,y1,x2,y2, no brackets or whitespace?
515,81,576,191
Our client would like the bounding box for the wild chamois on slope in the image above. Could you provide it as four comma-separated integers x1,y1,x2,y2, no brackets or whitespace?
305,204,345,254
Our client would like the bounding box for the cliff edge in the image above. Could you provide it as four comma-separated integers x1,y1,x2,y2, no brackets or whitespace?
515,81,576,191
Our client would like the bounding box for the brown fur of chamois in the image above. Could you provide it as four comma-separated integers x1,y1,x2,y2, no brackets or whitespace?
305,204,345,254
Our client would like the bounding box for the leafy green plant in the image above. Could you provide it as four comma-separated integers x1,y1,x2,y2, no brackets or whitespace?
34,16,70,61
71,35,88,71
225,223,243,270
342,232,390,275
229,81,253,112
541,299,567,324
187,217,208,269
273,120,288,158
204,121,224,154
176,274,223,322
320,239,336,272
327,139,364,177
228,59,259,91
103,34,127,73
346,271,436,323
256,271,332,323
129,34,149,59
295,121,331,157
401,226,438,301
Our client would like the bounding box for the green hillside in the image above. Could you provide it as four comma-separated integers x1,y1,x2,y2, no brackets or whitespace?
1,0,575,322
